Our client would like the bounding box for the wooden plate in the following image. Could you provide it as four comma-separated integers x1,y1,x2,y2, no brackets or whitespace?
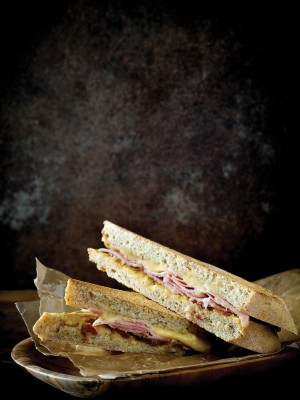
11,337,300,398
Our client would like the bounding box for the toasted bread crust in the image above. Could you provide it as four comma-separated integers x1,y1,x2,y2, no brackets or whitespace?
98,220,296,334
88,249,281,354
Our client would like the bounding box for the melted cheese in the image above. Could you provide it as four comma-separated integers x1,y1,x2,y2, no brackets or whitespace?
118,247,165,272
141,259,165,273
152,326,211,353
88,309,210,353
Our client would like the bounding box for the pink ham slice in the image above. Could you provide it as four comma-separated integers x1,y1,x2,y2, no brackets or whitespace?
92,316,172,342
99,248,249,327
83,308,180,344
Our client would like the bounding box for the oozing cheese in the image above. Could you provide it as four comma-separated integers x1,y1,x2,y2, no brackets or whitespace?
86,309,211,353
151,326,211,353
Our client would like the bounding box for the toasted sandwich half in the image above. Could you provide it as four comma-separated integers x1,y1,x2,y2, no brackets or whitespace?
88,220,298,354
33,278,214,355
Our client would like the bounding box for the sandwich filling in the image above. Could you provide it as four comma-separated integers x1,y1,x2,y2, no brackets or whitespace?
100,248,249,327
82,308,210,352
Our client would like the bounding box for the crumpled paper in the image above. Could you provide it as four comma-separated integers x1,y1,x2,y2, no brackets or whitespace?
16,259,300,379
255,269,300,343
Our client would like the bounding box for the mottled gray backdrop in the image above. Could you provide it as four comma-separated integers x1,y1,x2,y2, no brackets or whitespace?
0,1,298,289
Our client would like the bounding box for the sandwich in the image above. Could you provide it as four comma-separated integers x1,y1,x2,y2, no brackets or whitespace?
33,278,214,355
88,220,298,354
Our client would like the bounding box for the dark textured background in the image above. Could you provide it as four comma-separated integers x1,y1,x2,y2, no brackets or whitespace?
0,1,299,289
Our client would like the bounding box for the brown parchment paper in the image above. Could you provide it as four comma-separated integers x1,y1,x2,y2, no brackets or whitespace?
16,259,300,379
255,269,300,343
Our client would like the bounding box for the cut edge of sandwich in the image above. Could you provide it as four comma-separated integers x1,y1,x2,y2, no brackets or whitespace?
33,311,201,355
64,277,213,354
88,249,282,354
95,220,297,336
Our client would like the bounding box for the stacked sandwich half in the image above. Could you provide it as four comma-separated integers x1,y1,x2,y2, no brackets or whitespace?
34,220,297,355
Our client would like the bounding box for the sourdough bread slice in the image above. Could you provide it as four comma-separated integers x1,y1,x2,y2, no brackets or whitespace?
97,220,296,335
88,249,281,354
